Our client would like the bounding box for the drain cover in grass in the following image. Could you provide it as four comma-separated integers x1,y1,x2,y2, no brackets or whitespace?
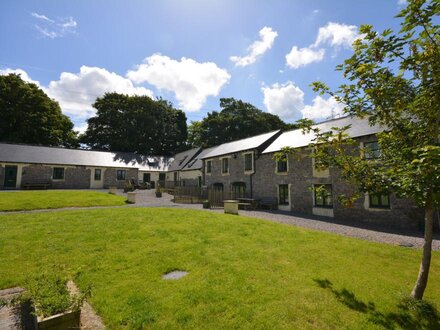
162,270,188,280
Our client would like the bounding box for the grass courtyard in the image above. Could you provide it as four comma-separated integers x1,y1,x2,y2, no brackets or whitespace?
0,190,126,211
0,207,439,329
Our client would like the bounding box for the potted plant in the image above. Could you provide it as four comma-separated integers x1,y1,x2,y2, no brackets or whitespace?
202,200,210,209
123,180,134,193
155,183,162,198
23,273,90,330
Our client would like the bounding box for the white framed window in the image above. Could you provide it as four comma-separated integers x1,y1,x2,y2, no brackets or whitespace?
206,160,212,174
244,152,253,172
221,158,229,174
276,159,288,173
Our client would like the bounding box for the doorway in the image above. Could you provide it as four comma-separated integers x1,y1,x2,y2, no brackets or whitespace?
4,165,18,188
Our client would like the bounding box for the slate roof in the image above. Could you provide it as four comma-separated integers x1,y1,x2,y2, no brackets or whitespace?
181,147,216,171
0,143,172,171
201,130,281,159
167,147,201,172
263,116,383,154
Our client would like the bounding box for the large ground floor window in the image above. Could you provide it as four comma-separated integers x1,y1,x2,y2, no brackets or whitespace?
314,184,333,208
231,182,246,198
278,184,289,205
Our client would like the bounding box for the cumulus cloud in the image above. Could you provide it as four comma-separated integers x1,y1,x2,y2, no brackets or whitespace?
313,22,361,48
45,66,153,118
285,46,325,69
262,81,345,121
285,22,361,70
31,12,78,39
301,95,345,119
0,68,40,85
262,82,305,120
397,0,408,6
230,27,278,67
127,54,230,111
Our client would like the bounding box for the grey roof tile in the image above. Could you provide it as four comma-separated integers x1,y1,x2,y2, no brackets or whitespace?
201,130,281,159
0,143,172,171
181,147,216,171
167,147,201,171
263,116,383,154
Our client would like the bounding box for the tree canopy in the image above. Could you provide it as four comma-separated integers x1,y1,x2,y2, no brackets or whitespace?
0,73,78,147
81,93,187,155
296,0,439,300
188,98,295,148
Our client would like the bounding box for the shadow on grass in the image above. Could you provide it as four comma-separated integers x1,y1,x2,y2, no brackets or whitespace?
313,278,440,329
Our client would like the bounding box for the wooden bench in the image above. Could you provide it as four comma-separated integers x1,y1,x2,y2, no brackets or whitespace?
238,202,252,210
22,180,51,190
259,198,278,210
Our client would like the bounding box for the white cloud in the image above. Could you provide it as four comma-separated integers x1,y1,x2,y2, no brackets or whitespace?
301,95,345,119
285,46,325,69
0,68,40,85
127,54,230,111
31,12,77,39
262,82,305,120
230,26,278,67
31,12,54,23
262,81,345,121
285,22,361,70
45,66,153,118
397,0,407,6
313,22,360,48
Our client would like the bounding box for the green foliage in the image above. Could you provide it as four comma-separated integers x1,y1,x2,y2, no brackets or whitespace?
0,208,439,328
0,74,78,147
187,97,295,148
308,0,439,208
81,93,188,155
23,272,89,318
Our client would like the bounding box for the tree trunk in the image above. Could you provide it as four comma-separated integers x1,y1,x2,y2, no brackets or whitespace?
410,191,434,300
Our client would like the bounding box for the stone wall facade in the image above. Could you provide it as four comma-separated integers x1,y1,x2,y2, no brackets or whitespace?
204,135,422,230
252,135,422,229
0,163,140,190
20,164,91,189
204,150,256,196
103,168,138,188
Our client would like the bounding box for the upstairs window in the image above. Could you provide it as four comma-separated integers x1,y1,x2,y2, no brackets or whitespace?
53,167,64,180
314,184,333,208
277,160,288,173
244,153,253,172
369,193,390,209
206,160,212,174
117,170,126,181
222,158,229,174
365,141,381,159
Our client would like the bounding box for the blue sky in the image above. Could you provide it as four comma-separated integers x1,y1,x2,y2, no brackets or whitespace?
0,0,407,132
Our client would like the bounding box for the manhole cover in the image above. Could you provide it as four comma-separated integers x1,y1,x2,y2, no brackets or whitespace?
399,242,414,247
162,270,188,280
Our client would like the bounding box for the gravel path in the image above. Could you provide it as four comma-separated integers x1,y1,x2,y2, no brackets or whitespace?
1,189,439,250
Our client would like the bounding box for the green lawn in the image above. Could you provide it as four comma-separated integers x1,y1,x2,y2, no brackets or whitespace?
0,208,438,329
0,190,126,211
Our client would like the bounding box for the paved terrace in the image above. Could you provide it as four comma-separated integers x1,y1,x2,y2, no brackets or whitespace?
1,189,439,251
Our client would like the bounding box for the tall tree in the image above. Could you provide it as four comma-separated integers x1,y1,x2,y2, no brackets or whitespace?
0,74,78,147
81,93,187,155
188,98,295,147
298,0,438,300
